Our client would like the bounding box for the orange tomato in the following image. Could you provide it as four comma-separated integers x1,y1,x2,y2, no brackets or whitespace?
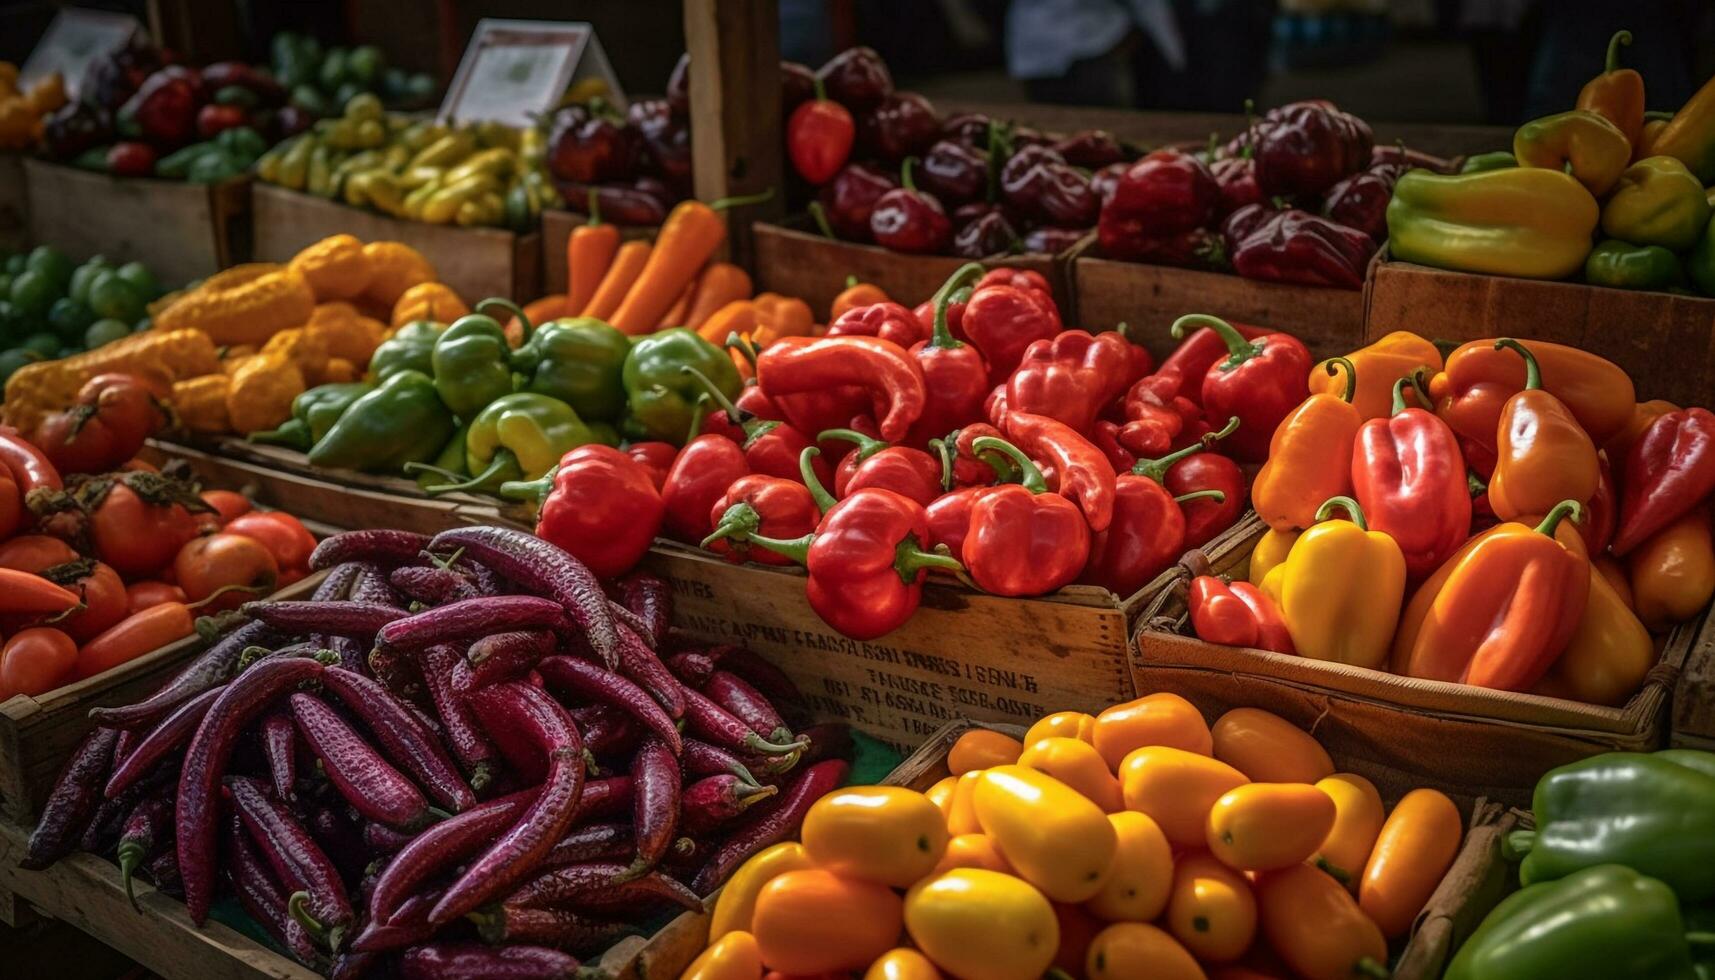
125,580,188,615
946,770,983,835
1087,810,1173,922
710,843,816,939
930,833,1014,876
87,478,205,577
1258,863,1387,980
752,870,902,975
864,949,941,980
1313,774,1384,889
0,628,79,700
1087,922,1206,980
1358,788,1462,938
1210,708,1334,784
801,786,948,888
173,533,278,611
1024,710,1097,747
948,728,1024,774
198,489,252,524
1093,692,1212,770
1206,783,1337,872
1119,746,1249,847
904,869,1058,980
1017,736,1124,812
682,930,765,980
973,765,1116,903
1166,852,1257,963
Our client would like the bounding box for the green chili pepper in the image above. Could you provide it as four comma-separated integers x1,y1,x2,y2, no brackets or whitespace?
307,369,455,473
367,319,446,382
1584,239,1687,291
412,392,591,495
1459,150,1517,174
513,316,631,422
414,420,472,492
430,298,531,419
248,381,374,451
621,327,742,444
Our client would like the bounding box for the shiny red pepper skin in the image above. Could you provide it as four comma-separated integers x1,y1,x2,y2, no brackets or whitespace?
1351,379,1472,580
1322,165,1403,242
1175,314,1312,462
1079,475,1188,597
1612,408,1715,556
1091,420,1137,474
818,163,895,242
787,86,855,185
827,301,927,348
1097,149,1219,261
925,486,991,563
962,285,1060,384
1120,373,1193,457
704,476,820,566
943,423,1012,487
1189,576,1295,653
1132,418,1247,550
961,438,1091,596
624,442,677,491
1153,323,1275,405
1211,155,1264,217
856,91,939,164
757,335,927,443
660,435,749,543
685,368,830,487
1004,411,1117,533
1006,330,1140,435
525,446,664,579
906,265,991,447
822,428,941,506
1002,147,1099,228
1228,208,1377,290
919,138,988,206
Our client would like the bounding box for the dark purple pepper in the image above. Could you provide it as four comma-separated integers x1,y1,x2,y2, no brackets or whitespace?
870,158,951,255
817,46,893,111
780,60,816,116
628,97,692,196
1023,225,1089,254
951,210,1017,258
941,112,995,145
546,103,642,184
919,138,989,207
857,91,940,165
1322,167,1399,241
817,163,896,242
1253,100,1374,198
666,53,690,117
1053,129,1125,168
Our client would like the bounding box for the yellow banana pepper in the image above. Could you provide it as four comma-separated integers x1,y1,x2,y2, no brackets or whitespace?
1513,109,1632,197
1278,496,1406,668
1386,167,1599,280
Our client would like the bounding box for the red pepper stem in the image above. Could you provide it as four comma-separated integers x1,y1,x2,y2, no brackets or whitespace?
1390,377,1417,416
1325,356,1357,403
734,530,813,566
1316,495,1368,530
1171,314,1259,368
709,188,775,211
799,447,836,512
680,366,751,425
498,468,555,504
896,535,963,581
930,262,985,349
970,436,1045,494
816,427,886,462
1494,338,1542,390
475,297,531,344
586,188,603,226
1173,489,1226,505
806,201,835,239
701,502,761,549
1533,500,1584,537
1132,425,1220,484
812,74,828,103
900,155,919,193
1605,30,1632,73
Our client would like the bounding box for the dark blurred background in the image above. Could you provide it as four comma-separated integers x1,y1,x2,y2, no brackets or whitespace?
3,0,1711,125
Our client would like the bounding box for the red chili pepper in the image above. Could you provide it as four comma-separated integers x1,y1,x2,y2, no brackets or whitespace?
704,474,821,566
905,264,991,446
716,450,961,639
1351,377,1472,580
1081,478,1225,597
683,366,828,486
658,434,749,543
961,282,1062,384
497,446,664,579
1172,314,1312,462
1152,322,1275,405
786,77,855,185
0,426,64,493
1132,417,1247,549
826,301,926,348
960,437,1091,596
1611,408,1715,556
756,335,927,443
1003,411,1117,533
1090,421,1136,474
1006,329,1139,435
912,292,968,341
1119,374,1194,458
1188,576,1295,653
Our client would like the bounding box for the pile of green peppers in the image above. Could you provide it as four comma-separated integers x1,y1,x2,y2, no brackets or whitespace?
1447,749,1715,980
247,297,742,497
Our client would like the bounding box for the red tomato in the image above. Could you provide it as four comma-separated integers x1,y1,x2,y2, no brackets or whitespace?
199,490,252,525
87,475,206,578
0,628,79,700
0,535,78,571
173,533,278,610
126,580,188,615
223,512,316,572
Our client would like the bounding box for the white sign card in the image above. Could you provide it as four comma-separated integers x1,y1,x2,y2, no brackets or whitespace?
21,8,143,98
439,19,626,128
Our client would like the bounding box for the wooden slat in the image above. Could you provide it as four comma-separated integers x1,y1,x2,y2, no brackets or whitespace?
0,153,26,252
684,0,785,268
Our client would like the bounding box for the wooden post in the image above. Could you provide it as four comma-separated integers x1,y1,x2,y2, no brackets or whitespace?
684,0,785,269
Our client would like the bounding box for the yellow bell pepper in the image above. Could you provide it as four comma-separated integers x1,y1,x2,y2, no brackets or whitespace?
1386,167,1599,280
801,786,948,888
707,842,815,939
1247,528,1300,587
972,765,1117,903
1537,558,1654,706
1278,496,1406,668
1514,109,1633,196
1311,332,1444,423
1601,156,1713,251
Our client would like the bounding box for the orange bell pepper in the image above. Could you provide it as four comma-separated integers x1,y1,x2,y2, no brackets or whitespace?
802,786,948,888
1428,337,1635,458
752,869,902,974
1253,356,1361,532
1311,332,1443,423
1537,556,1654,706
1358,788,1462,939
1627,506,1715,630
1577,31,1646,148
830,277,890,320
1258,863,1389,980
1485,339,1600,522
1396,500,1590,691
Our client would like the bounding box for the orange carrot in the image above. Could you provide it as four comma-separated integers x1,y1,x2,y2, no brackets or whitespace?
566,190,621,315
683,262,754,329
581,241,652,322
506,294,574,345
606,191,771,335
655,271,702,330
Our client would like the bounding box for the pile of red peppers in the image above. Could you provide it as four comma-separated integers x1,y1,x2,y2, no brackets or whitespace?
512,265,1285,641
1096,100,1459,289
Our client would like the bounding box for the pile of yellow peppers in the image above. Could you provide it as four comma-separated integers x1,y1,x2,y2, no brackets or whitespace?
255,93,560,229
1387,30,1715,295
682,698,1462,980
0,64,66,150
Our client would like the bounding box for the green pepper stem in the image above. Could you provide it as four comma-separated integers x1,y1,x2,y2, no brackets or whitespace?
586,187,603,226
475,297,531,344
812,75,828,103
799,447,837,511
424,449,517,496
896,534,963,581
247,418,310,449
806,201,835,239
1130,416,1239,483
929,262,984,351
1409,367,1435,407
725,332,761,370
817,427,887,462
1173,314,1262,369
710,187,775,211
1467,469,1488,497
1501,829,1535,861
1314,856,1351,884
844,273,859,288
498,467,556,505
971,436,1045,494
931,435,956,492
702,502,762,549
1390,377,1417,416
402,461,463,482
1685,932,1715,950
900,155,918,193
118,841,143,911
288,891,343,952
681,365,748,424
736,530,814,566
1533,499,1584,537
1494,338,1541,390
1317,495,1368,530
1173,489,1226,505
1354,957,1389,979
1605,30,1632,73
1324,356,1357,403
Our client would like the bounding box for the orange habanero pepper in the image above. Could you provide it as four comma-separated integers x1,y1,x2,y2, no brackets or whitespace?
1311,332,1442,423
1253,356,1361,532
1485,339,1599,522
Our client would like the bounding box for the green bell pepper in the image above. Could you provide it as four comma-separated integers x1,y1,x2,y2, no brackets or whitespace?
431,298,531,419
586,421,620,447
1585,239,1687,291
416,392,592,495
622,327,742,444
1509,750,1715,902
1446,864,1708,980
368,319,446,382
307,369,455,473
1601,156,1713,251
248,381,374,450
1689,214,1715,297
1460,150,1517,174
514,316,631,422
415,420,471,492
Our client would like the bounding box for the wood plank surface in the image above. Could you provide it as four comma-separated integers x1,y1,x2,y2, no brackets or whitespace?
0,153,27,252
685,0,785,268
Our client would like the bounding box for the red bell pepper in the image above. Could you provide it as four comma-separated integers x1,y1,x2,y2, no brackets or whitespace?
660,434,749,542
1351,377,1472,580
820,428,941,506
756,335,926,443
1097,149,1220,261
925,485,991,564
1119,372,1193,457
935,424,1012,489
1172,314,1312,462
1228,208,1377,290
1091,420,1137,474
976,268,1058,312
1252,100,1373,199
1081,477,1224,597
522,445,663,579
1005,329,1139,435
624,442,677,491
1153,321,1275,405
961,280,1061,384
1188,576,1295,654
1611,407,1715,556
726,450,961,639
826,300,927,348
685,367,829,487
704,474,820,566
1132,417,1247,549
960,437,1092,596
787,77,855,185
905,264,990,446
1003,412,1117,533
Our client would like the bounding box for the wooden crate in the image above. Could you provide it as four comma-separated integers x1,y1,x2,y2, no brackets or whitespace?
1072,249,1368,361
642,542,1150,752
0,573,324,824
1363,256,1715,407
251,183,542,303
751,219,1069,323
1131,514,1699,809
142,438,519,538
0,153,26,253
23,158,251,288
1671,614,1715,750
539,208,659,296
